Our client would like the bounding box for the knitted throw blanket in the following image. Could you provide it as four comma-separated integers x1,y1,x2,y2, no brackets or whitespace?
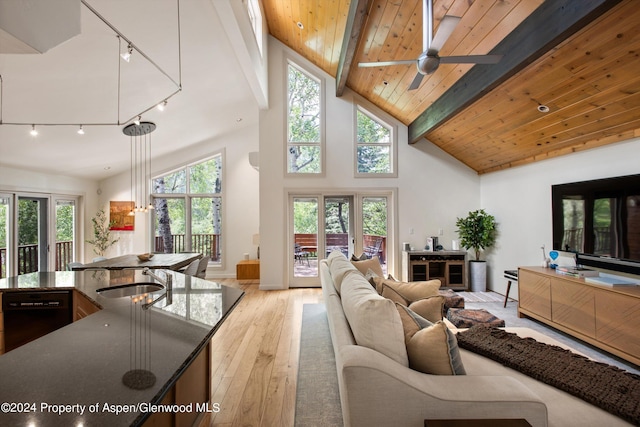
456,326,640,425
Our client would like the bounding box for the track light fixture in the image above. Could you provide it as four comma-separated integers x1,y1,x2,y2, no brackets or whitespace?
120,44,133,62
0,0,183,135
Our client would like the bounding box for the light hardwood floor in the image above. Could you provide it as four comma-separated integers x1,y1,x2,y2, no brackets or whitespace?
205,280,322,426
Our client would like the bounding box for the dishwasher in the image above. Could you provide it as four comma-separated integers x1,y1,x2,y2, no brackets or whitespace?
2,290,73,352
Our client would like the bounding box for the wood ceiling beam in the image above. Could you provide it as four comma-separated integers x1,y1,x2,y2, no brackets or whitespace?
408,0,624,144
336,0,371,97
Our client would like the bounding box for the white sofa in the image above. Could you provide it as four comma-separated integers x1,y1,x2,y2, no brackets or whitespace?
320,252,633,427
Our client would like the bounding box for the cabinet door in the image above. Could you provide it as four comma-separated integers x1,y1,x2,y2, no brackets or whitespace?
410,262,429,281
596,291,640,357
0,292,4,355
73,291,101,321
518,269,552,319
551,278,596,338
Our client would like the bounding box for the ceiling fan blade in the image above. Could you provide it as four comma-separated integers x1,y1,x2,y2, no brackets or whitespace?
358,60,416,68
408,73,425,91
439,54,503,64
429,15,461,53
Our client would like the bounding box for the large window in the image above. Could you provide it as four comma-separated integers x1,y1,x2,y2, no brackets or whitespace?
245,0,263,57
152,154,223,265
287,62,323,174
355,107,395,177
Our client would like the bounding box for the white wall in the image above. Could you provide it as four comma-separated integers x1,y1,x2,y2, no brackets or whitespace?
259,38,480,289
481,137,640,298
98,123,259,278
0,165,99,263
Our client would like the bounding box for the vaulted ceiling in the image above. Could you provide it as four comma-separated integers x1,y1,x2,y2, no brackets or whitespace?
262,0,640,174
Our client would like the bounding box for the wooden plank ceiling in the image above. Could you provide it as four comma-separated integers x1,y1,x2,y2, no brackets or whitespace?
262,0,640,174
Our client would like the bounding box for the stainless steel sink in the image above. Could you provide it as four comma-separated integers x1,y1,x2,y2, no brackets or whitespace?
96,283,164,298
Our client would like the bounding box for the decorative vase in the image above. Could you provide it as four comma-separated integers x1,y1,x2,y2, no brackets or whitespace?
469,260,487,292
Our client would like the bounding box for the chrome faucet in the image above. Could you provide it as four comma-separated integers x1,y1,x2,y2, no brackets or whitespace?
141,268,173,310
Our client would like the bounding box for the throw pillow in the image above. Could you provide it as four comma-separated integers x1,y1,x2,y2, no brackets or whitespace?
381,285,444,322
408,296,445,323
377,279,441,301
351,256,384,278
396,304,466,375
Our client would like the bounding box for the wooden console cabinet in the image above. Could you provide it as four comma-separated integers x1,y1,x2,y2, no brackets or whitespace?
236,260,260,280
402,251,467,290
518,267,640,366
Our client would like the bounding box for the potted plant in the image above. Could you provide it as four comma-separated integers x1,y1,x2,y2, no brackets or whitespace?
86,208,119,257
455,209,497,292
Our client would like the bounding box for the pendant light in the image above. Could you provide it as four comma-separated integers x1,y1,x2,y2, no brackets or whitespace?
123,121,156,214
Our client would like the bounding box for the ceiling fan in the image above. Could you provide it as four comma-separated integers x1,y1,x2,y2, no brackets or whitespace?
358,0,503,90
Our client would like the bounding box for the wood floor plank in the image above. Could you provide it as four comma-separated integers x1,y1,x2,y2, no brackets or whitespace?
203,280,322,426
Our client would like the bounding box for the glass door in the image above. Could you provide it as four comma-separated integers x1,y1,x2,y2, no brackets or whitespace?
324,196,353,259
54,198,77,271
0,195,11,278
360,196,388,276
18,196,49,274
291,197,319,282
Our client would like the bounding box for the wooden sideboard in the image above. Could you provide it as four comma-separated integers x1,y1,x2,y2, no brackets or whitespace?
518,266,640,366
402,251,467,290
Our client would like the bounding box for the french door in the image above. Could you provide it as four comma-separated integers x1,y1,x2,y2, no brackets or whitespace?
288,190,394,287
0,193,79,277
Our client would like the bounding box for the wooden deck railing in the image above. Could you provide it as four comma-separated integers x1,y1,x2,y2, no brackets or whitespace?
0,241,74,278
154,233,220,261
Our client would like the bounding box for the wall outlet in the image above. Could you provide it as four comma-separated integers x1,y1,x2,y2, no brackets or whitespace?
409,228,414,235
438,228,443,236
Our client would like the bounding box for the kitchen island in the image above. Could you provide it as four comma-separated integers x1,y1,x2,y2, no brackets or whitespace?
0,270,244,426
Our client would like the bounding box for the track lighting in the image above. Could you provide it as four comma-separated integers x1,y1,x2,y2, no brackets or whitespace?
134,115,141,125
157,100,167,111
77,125,85,135
121,44,133,62
30,125,38,136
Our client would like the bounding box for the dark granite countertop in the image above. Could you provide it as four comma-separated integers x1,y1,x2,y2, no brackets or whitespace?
0,270,244,426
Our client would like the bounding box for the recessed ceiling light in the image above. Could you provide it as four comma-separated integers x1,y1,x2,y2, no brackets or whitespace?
104,166,111,170
236,117,243,122
537,105,550,113
296,21,304,29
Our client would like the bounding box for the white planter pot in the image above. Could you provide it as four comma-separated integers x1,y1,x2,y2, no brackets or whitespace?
469,260,487,292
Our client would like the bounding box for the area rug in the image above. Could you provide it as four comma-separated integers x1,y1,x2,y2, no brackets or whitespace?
456,291,506,303
456,325,640,425
295,304,343,426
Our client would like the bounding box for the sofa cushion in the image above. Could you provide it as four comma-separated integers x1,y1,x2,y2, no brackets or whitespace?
329,252,359,294
341,274,409,367
396,304,465,375
351,256,384,278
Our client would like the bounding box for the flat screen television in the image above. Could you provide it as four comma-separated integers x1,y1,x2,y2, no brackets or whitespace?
552,173,640,275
